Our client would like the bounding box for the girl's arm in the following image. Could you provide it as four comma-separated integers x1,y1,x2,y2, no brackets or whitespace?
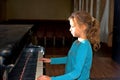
51,44,89,80
50,56,67,64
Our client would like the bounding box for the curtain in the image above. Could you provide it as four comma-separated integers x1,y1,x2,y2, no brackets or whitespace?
73,0,114,46
100,0,109,43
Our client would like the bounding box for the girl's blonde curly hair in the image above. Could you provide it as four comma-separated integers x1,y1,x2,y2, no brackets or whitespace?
68,11,100,51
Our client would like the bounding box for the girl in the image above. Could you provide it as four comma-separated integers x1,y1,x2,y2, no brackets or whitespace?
37,11,100,80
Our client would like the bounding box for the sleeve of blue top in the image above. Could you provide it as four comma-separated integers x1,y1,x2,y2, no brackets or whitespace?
51,44,89,80
50,56,67,64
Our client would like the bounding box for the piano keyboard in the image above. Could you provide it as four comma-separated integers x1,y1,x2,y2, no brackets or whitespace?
8,45,45,80
35,51,43,80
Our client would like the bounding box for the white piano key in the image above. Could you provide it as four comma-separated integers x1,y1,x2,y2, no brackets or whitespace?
35,51,43,80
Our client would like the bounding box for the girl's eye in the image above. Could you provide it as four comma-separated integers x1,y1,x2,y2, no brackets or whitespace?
71,26,74,28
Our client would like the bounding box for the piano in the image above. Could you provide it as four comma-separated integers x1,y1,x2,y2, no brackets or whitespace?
7,44,45,80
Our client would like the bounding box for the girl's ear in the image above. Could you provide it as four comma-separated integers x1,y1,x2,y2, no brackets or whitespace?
81,24,87,31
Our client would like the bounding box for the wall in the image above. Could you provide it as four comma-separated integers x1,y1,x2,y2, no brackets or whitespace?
112,0,120,64
0,0,6,21
6,0,72,20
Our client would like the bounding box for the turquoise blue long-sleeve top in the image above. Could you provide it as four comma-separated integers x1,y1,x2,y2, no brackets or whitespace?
50,39,93,80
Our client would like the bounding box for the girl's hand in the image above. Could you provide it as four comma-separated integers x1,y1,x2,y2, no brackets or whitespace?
39,58,51,63
37,75,51,80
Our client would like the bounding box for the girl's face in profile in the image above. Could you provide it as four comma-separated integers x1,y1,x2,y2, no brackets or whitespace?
69,19,75,36
69,19,83,38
